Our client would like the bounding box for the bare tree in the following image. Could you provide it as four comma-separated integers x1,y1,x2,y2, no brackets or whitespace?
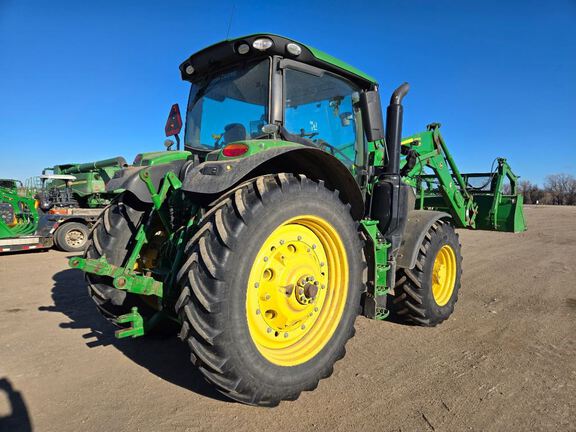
518,180,547,204
544,173,576,205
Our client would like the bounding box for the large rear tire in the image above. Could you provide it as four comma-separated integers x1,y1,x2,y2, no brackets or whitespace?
175,174,364,406
390,219,462,326
84,193,158,323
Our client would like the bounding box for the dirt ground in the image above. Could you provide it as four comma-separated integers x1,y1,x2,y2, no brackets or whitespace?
0,205,574,432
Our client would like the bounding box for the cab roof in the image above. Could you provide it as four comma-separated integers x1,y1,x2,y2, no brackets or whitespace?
179,34,377,88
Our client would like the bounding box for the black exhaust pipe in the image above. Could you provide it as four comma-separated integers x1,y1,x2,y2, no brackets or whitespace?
383,82,410,175
371,82,411,244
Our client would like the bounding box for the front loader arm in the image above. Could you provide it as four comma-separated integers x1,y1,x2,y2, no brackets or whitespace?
400,123,478,228
400,124,526,233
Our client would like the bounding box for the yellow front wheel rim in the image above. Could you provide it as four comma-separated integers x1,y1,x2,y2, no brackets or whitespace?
432,244,457,306
246,215,348,367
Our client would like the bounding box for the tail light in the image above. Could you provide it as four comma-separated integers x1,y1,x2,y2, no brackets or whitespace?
222,144,249,157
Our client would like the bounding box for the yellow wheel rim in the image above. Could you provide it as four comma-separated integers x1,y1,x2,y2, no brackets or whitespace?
246,215,348,367
432,244,457,306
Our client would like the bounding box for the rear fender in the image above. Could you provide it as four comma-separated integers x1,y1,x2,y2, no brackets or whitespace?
181,147,364,219
106,160,189,204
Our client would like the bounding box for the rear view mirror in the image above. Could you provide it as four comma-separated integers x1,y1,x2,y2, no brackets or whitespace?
165,104,183,137
360,91,384,142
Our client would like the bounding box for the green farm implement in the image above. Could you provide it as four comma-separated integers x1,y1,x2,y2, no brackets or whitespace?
69,34,526,406
41,157,127,208
0,179,52,252
28,158,127,252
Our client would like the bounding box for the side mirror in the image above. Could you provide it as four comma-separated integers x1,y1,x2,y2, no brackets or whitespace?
165,104,182,137
359,90,384,142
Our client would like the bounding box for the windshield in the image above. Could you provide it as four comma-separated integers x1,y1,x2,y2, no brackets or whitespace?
184,60,270,150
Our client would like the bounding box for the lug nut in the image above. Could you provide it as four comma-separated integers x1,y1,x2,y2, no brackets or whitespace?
254,282,260,288
256,309,261,315
297,236,302,241
284,332,289,338
279,240,285,245
267,328,272,333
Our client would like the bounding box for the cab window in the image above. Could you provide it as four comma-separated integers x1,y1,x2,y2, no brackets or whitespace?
283,67,362,168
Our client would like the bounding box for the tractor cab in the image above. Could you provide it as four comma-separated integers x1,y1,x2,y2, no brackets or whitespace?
176,34,380,174
25,174,78,210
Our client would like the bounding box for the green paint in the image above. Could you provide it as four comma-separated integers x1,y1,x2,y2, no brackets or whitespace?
0,184,39,239
400,124,526,232
217,140,302,160
45,157,126,207
115,307,145,339
69,256,163,297
360,219,391,320
133,150,191,167
306,45,377,84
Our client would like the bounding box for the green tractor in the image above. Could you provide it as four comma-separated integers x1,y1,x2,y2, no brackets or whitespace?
70,34,526,406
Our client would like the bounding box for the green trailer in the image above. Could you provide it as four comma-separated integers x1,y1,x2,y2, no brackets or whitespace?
69,34,526,406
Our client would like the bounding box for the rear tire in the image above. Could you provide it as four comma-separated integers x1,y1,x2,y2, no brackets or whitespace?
55,222,89,252
175,174,364,406
390,219,462,326
84,193,158,323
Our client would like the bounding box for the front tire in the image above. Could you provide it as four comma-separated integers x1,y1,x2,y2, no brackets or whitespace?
390,219,462,326
175,174,364,406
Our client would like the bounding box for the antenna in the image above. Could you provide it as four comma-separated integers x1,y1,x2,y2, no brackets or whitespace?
226,4,235,39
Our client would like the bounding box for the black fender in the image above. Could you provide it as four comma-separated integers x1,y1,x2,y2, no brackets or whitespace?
106,160,189,204
181,146,365,219
396,210,452,269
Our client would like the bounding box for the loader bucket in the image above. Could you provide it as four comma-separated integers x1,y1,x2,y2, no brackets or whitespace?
473,193,526,233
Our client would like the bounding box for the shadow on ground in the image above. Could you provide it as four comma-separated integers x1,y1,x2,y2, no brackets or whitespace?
0,377,32,432
39,268,229,403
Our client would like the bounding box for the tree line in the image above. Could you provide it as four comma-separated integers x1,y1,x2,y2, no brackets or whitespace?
518,173,576,205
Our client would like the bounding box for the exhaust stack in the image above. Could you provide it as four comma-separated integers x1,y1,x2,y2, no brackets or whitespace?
384,83,410,175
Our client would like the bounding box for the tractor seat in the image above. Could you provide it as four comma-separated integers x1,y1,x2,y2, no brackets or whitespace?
223,123,247,145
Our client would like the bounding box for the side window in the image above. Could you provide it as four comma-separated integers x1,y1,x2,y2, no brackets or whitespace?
284,68,361,168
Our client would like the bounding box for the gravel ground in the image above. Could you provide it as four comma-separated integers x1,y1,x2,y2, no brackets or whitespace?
0,205,574,432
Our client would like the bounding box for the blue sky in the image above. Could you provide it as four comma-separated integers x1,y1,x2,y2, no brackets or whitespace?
1,0,575,185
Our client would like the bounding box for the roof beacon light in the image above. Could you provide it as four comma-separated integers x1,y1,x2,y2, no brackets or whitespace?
252,38,273,51
286,43,302,56
237,43,250,55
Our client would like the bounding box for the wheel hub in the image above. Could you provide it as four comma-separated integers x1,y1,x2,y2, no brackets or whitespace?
246,215,348,366
432,244,457,306
65,229,85,247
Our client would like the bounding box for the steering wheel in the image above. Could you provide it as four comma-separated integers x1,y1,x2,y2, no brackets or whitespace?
315,139,355,166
